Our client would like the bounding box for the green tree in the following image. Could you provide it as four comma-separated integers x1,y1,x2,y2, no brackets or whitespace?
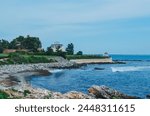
66,43,74,55
57,50,66,58
24,35,42,52
0,45,3,53
10,35,42,52
10,36,25,49
76,51,83,55
0,39,10,49
46,47,54,55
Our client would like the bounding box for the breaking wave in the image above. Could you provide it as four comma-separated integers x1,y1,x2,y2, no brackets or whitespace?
50,69,63,73
111,66,150,72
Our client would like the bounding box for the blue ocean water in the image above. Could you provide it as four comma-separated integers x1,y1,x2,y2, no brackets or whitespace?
27,55,150,98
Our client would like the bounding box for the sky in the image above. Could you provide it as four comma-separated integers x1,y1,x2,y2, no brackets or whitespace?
0,0,150,54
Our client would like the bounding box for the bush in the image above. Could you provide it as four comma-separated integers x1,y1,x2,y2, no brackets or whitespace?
9,53,28,64
23,90,31,97
8,53,51,64
0,90,10,99
76,51,83,55
28,55,49,63
0,52,57,65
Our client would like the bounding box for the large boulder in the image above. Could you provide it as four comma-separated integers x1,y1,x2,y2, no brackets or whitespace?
88,85,139,99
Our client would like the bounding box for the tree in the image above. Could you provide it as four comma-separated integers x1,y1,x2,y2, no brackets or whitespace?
24,35,42,52
54,49,66,58
66,43,74,55
0,45,3,53
10,36,25,49
10,35,42,52
46,47,54,55
0,39,10,49
76,51,83,55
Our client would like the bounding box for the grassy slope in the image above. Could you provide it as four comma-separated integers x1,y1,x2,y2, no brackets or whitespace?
0,53,57,65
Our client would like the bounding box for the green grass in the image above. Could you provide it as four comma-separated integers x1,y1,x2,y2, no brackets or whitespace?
0,53,57,65
66,55,110,60
0,54,9,59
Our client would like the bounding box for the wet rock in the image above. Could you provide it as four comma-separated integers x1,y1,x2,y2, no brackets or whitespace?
32,70,51,76
94,67,105,70
146,94,150,99
113,61,126,64
88,85,139,99
0,80,18,87
0,76,20,87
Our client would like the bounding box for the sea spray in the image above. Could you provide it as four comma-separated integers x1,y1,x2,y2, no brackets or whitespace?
50,69,63,73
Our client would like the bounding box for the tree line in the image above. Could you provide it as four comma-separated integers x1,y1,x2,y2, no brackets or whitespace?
0,35,41,53
0,35,83,56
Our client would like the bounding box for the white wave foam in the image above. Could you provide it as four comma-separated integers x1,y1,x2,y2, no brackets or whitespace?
111,66,150,72
50,69,63,73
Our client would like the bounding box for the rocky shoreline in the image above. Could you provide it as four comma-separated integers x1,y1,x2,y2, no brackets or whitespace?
0,85,140,99
0,61,77,89
0,58,147,99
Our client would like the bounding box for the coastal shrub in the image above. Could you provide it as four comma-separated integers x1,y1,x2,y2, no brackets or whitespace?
0,90,10,99
8,53,53,64
29,55,49,63
9,53,25,64
6,59,15,64
23,90,31,97
76,51,83,55
1,52,57,64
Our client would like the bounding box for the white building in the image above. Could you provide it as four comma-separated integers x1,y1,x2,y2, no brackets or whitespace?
103,52,109,57
50,42,65,52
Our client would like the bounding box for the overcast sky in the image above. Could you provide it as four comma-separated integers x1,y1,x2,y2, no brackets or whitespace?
0,0,150,54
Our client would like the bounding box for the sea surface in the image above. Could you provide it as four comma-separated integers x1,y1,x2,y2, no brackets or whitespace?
26,55,150,98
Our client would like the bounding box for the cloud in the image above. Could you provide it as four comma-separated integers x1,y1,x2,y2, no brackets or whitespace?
0,0,150,25
0,0,150,54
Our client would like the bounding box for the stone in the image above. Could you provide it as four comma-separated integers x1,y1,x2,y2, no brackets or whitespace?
94,67,105,70
146,94,150,99
88,85,139,99
63,91,94,99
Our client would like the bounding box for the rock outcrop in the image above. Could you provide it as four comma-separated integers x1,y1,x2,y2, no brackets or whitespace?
88,85,139,99
63,91,94,99
146,94,150,99
0,85,141,99
94,67,105,70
